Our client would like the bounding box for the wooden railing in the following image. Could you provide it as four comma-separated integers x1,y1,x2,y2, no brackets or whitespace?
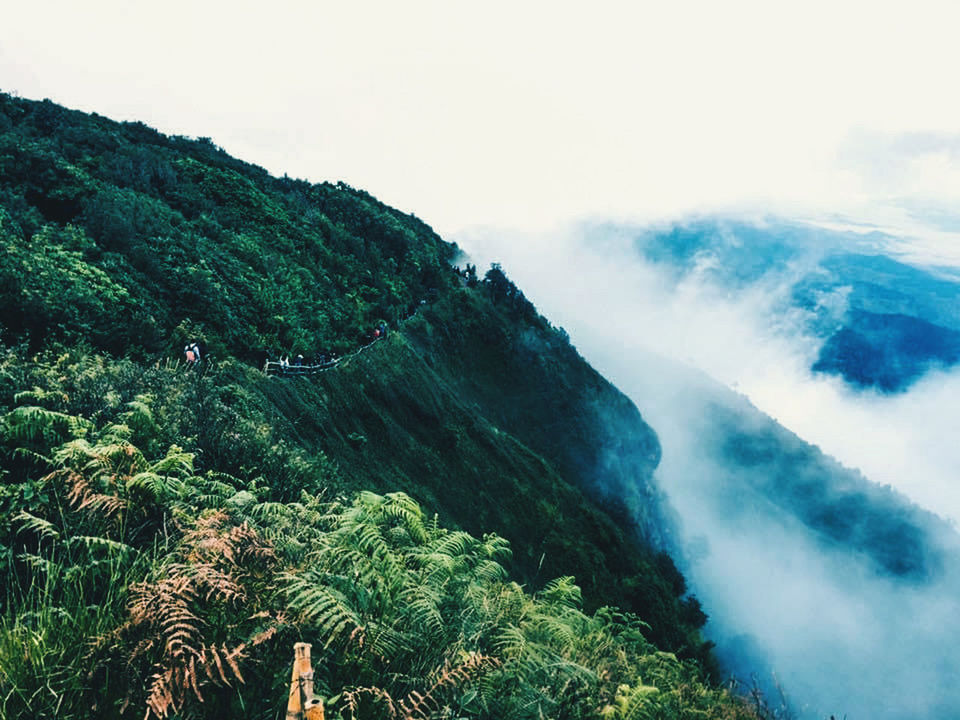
263,359,340,376
264,334,391,377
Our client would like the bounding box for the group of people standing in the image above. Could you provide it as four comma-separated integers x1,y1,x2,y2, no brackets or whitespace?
278,353,312,368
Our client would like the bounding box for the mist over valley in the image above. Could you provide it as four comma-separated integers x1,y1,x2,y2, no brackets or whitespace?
459,217,960,718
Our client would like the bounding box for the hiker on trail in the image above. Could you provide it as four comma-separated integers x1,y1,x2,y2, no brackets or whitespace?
378,321,387,337
295,354,303,366
184,345,196,365
373,327,380,340
190,342,201,363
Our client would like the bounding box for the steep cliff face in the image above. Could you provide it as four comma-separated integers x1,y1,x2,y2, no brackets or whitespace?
404,288,666,547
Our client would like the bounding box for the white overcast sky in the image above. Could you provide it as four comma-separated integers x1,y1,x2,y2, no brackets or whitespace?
4,0,960,237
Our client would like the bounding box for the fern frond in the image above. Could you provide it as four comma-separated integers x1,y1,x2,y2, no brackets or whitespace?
284,573,363,649
493,625,526,657
400,584,444,639
13,386,64,407
340,686,397,720
121,394,160,437
364,622,406,659
98,422,133,442
145,668,177,719
50,437,94,467
198,642,246,686
188,475,240,502
247,500,296,522
400,653,501,720
412,550,458,580
2,405,90,446
539,576,583,610
381,492,428,544
66,534,135,556
600,681,660,720
13,510,60,540
433,529,473,556
10,447,52,466
149,445,195,477
127,471,182,502
78,491,128,520
473,558,507,583
480,533,513,563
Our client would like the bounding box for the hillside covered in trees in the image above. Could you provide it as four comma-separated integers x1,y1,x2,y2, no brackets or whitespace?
0,93,767,719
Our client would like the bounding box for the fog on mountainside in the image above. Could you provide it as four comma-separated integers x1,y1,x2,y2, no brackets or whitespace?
461,218,960,520
458,218,960,719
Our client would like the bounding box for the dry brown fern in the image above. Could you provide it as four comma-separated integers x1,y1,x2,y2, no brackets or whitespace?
181,512,276,567
337,653,501,720
342,686,399,720
64,467,129,521
122,511,280,719
399,652,501,720
44,440,145,530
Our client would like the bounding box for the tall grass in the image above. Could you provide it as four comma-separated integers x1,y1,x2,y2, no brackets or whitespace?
0,537,147,718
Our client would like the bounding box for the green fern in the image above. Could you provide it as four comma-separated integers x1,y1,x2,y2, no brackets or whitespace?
601,682,661,720
13,510,60,541
12,386,69,408
284,571,363,649
1,406,91,447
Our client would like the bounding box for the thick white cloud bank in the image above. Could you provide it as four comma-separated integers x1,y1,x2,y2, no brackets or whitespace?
459,223,960,525
458,221,960,718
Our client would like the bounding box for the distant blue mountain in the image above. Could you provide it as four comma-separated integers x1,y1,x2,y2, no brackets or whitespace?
631,220,807,285
626,218,960,392
812,311,960,391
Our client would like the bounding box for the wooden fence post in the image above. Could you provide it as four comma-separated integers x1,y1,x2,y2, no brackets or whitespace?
286,642,325,720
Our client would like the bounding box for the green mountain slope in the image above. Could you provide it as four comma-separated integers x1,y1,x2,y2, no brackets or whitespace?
0,93,759,719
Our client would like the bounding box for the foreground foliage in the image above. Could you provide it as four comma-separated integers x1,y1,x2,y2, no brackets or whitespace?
0,399,761,719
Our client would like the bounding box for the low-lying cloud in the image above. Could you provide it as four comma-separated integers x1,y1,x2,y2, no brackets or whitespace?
460,221,960,524
458,218,960,718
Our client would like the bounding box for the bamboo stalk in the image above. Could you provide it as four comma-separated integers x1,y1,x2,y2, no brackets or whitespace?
286,642,324,720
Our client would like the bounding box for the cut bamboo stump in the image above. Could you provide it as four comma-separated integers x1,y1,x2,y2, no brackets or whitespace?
286,642,324,720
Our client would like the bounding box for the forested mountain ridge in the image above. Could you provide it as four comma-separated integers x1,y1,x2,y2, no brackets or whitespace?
0,93,762,718
0,93,453,360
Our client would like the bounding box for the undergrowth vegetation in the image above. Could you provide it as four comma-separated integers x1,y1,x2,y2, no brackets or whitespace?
0,399,763,719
